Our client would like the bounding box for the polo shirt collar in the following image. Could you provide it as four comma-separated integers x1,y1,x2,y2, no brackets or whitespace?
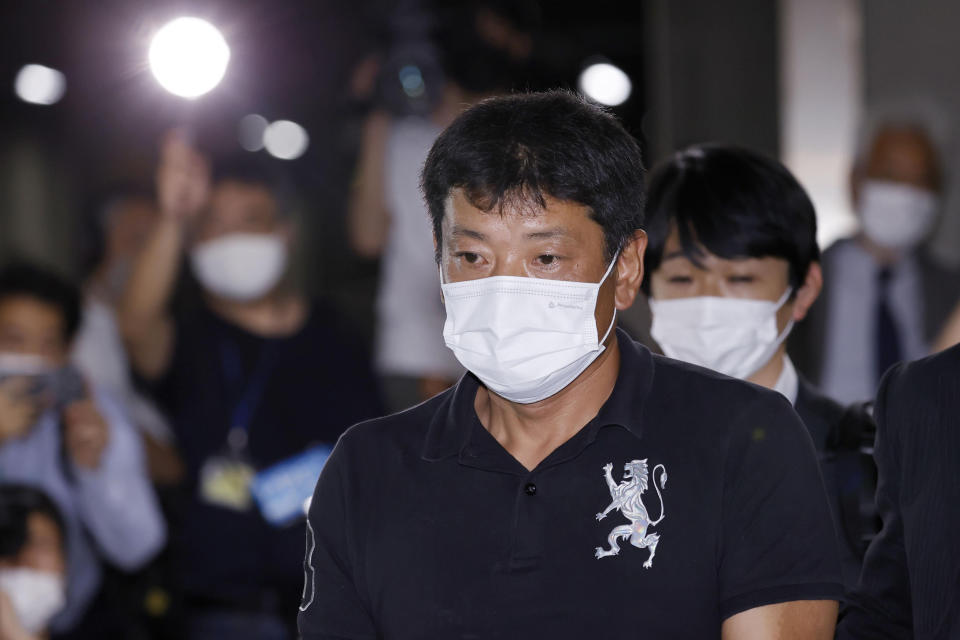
421,328,654,462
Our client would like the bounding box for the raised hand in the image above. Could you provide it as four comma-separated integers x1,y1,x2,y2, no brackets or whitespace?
156,130,210,223
62,398,109,470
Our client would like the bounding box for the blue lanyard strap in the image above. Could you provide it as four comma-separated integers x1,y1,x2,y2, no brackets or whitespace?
219,337,282,451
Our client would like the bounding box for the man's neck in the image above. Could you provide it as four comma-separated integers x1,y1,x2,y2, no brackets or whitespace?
206,288,307,338
855,232,905,267
474,335,621,471
748,346,786,390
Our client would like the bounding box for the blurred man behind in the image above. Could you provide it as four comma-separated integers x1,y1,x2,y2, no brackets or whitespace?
119,135,381,639
348,0,535,411
642,144,879,589
73,190,182,485
0,262,165,633
791,112,960,403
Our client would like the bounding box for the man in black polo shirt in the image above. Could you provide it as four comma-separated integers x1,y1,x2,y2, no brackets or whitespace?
299,91,842,638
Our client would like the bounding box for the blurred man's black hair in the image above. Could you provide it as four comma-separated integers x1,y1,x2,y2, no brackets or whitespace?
210,152,296,218
0,484,66,557
78,183,154,278
642,144,819,295
0,262,82,343
421,90,645,263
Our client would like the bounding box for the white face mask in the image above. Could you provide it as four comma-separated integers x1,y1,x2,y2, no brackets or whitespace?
649,288,794,380
190,232,288,301
0,568,66,634
859,179,938,250
441,258,618,404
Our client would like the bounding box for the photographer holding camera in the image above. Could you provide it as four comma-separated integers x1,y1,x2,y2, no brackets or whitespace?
0,262,164,634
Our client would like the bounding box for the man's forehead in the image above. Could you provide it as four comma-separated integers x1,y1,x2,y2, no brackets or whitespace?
869,127,937,165
443,188,594,231
661,236,788,271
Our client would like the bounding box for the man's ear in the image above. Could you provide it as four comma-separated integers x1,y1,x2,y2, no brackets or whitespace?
614,230,647,311
792,262,823,322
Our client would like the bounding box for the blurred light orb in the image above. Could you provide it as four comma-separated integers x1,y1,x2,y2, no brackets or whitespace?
149,17,230,99
398,65,426,98
263,120,309,160
14,64,66,105
578,62,632,107
238,114,269,151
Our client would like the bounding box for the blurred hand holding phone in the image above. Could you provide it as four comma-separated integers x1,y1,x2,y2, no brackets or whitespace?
0,354,106,468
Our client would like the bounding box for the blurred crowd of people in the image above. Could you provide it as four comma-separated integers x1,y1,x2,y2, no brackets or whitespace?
1,2,960,640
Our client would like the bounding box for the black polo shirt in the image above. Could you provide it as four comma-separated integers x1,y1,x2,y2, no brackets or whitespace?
299,329,843,638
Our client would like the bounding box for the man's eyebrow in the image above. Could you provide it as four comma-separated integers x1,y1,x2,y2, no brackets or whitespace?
450,225,487,241
525,228,570,240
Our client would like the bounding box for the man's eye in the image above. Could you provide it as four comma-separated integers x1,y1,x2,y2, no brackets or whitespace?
667,275,692,284
458,252,480,264
728,275,755,284
537,254,557,265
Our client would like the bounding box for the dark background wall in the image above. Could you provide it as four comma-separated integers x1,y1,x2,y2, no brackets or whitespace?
643,0,780,164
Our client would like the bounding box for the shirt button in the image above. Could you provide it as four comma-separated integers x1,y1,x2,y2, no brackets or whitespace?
524,482,537,496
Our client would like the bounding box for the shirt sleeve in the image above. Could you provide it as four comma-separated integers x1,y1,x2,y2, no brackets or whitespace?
836,364,913,639
71,390,167,570
718,390,844,620
298,438,379,640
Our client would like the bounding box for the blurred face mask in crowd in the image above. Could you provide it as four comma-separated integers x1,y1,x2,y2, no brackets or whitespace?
0,567,66,633
858,179,938,251
190,232,288,302
650,288,794,380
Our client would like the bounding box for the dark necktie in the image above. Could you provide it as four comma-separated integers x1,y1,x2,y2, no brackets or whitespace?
874,267,902,383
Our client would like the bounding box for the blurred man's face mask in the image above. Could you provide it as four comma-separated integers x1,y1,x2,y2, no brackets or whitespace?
649,288,794,380
190,232,288,301
0,567,66,634
858,179,938,250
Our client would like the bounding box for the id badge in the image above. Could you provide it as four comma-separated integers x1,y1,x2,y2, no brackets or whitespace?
199,454,256,512
250,445,332,526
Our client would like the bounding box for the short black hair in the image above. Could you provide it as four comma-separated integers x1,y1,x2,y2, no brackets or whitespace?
421,90,646,263
0,484,66,558
0,262,82,343
642,144,819,295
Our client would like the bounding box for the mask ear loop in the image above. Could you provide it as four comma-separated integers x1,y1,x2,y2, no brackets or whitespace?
770,286,796,348
773,287,793,310
596,253,621,348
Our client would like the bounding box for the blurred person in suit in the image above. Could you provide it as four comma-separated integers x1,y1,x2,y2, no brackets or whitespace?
790,109,960,404
836,344,960,638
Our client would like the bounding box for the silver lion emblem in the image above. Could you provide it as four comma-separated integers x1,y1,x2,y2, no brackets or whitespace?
594,459,667,568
